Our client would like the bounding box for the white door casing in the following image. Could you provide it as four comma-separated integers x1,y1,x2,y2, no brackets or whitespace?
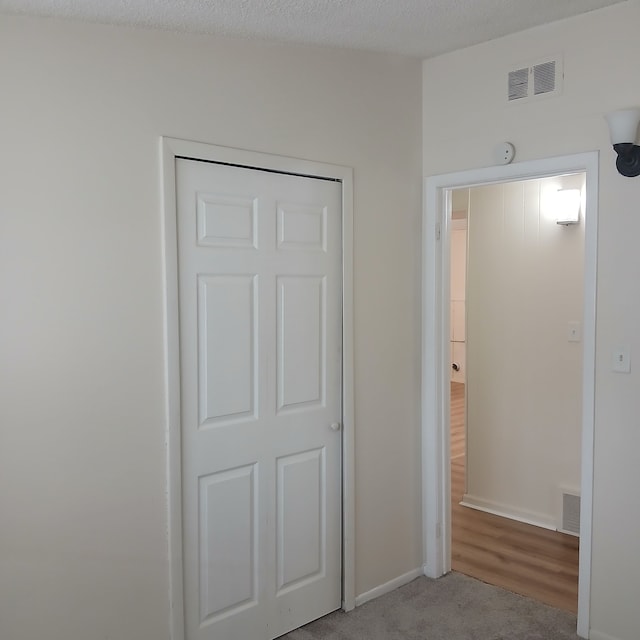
422,152,598,640
161,139,355,640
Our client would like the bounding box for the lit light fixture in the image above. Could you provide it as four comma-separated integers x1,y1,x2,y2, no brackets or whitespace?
554,188,581,225
605,108,640,177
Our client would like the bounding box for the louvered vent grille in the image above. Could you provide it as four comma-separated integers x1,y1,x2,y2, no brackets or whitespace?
561,492,581,536
508,68,529,101
534,60,556,95
507,56,562,103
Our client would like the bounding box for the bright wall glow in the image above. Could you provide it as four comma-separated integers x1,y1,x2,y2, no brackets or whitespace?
554,188,581,225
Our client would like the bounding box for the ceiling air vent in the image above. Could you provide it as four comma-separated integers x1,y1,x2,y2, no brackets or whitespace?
507,56,563,103
533,60,556,95
508,68,529,101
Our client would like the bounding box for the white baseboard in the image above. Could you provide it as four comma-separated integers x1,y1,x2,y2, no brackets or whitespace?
461,494,556,531
354,568,423,607
589,631,623,640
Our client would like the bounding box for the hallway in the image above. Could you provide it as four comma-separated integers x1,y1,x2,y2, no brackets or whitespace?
450,381,579,613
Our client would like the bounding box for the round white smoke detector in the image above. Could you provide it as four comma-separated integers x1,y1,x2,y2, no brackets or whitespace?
493,142,515,165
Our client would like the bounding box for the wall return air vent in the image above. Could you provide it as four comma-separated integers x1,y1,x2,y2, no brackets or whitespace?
557,488,581,537
508,56,563,103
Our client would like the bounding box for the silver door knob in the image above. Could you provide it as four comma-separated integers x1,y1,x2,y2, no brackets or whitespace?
330,422,341,431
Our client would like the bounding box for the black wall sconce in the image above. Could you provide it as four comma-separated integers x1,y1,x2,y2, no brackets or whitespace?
605,108,640,177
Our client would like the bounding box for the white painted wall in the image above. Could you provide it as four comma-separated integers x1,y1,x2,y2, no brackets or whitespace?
464,176,584,528
423,3,640,638
0,15,422,640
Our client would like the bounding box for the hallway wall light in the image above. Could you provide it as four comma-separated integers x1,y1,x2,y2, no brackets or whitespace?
554,188,581,225
605,108,640,177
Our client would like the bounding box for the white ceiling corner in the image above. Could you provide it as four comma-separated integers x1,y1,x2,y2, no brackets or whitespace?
0,0,628,58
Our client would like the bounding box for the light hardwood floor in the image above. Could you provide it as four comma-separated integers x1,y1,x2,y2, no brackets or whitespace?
450,381,579,613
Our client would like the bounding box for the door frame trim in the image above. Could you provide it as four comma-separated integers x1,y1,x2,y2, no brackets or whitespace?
421,152,598,639
160,137,356,640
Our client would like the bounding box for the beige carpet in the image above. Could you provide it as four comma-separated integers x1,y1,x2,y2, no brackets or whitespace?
281,572,581,639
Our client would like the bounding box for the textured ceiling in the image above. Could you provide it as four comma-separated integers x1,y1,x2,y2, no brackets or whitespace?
0,0,627,58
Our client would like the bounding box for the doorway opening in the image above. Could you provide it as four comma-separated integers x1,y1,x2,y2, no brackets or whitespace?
422,153,598,639
449,175,584,613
